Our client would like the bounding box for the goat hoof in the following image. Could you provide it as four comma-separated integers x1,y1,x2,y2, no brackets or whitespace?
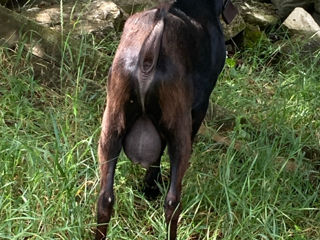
144,185,161,200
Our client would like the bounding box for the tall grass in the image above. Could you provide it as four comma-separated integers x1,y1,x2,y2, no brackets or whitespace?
0,19,319,240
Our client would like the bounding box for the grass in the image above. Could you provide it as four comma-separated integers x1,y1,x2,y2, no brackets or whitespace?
1,17,320,240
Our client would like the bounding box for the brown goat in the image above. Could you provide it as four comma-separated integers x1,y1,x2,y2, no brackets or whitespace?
96,0,236,239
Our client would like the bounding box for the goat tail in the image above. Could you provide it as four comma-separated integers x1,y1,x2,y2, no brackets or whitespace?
137,6,168,111
138,7,167,75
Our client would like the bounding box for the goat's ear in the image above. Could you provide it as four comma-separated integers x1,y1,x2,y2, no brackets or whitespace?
222,0,238,24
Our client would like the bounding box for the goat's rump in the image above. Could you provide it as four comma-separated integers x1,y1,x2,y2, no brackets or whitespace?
117,5,216,168
123,116,162,168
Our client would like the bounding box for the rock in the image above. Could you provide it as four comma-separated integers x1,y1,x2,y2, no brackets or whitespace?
283,7,320,40
221,13,246,41
0,4,104,65
221,1,279,42
238,0,279,27
111,0,158,14
22,0,127,39
85,1,127,33
243,24,269,48
277,8,320,59
271,0,314,19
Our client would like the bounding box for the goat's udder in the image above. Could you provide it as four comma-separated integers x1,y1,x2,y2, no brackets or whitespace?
123,116,162,168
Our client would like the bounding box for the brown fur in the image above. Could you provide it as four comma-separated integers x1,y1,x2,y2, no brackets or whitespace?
96,1,227,239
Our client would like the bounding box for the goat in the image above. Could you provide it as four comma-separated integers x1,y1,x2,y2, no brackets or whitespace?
96,0,236,239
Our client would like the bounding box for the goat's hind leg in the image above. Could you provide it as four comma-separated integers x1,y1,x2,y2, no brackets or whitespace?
96,107,125,240
164,116,192,240
143,140,166,199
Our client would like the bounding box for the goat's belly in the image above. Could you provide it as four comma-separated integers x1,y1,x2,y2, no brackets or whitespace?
123,116,161,168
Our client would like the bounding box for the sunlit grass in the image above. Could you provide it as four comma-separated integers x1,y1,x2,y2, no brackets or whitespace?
1,19,319,240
